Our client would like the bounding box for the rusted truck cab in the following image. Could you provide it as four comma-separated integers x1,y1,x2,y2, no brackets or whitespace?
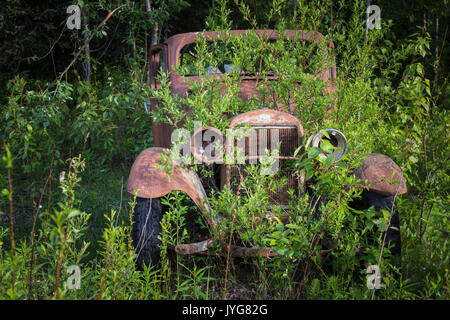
127,30,406,267
148,30,336,148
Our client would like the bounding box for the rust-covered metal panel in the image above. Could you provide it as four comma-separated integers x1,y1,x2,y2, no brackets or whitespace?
149,99,173,149
175,239,213,255
355,153,407,196
229,109,304,134
228,245,278,257
174,238,278,257
127,147,211,213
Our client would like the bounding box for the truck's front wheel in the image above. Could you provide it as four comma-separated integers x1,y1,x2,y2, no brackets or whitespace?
363,191,401,255
132,197,163,269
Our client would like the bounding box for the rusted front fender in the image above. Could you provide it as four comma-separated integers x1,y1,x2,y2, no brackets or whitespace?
355,153,407,196
127,147,211,213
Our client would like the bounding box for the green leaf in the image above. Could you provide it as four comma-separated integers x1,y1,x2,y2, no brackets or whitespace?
324,155,335,167
68,210,82,219
320,139,334,154
408,155,419,163
320,130,330,139
307,147,321,159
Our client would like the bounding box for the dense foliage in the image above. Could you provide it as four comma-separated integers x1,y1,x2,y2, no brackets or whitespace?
0,0,448,300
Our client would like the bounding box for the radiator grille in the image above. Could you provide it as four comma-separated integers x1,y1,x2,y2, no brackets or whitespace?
229,126,300,205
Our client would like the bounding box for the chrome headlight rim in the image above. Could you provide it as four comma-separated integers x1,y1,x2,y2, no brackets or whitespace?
311,128,347,161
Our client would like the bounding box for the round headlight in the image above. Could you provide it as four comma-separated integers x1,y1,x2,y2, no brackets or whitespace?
311,128,347,161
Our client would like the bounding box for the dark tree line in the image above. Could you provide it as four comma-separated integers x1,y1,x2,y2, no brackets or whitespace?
0,1,447,96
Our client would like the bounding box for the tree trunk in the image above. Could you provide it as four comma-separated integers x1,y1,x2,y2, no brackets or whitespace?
329,0,333,32
364,0,371,44
81,6,91,83
145,0,159,45
433,16,439,100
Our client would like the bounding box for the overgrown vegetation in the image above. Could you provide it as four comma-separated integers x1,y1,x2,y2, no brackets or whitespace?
0,0,448,300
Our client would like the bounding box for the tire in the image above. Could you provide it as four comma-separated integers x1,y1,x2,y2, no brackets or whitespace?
132,197,163,269
363,191,401,255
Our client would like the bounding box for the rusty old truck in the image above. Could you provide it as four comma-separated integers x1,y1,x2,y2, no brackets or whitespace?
126,30,407,267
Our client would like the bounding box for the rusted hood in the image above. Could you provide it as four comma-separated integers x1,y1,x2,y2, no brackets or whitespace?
229,108,304,136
